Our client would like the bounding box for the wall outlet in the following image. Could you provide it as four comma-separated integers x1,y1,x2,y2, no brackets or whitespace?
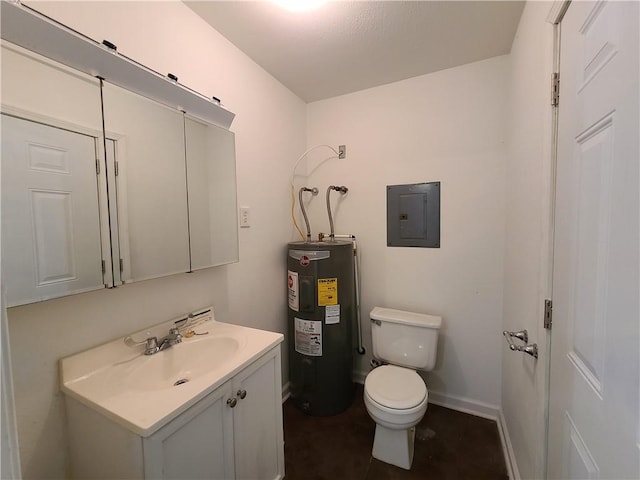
239,207,250,228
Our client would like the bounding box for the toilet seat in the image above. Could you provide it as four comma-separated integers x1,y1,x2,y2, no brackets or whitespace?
364,365,427,410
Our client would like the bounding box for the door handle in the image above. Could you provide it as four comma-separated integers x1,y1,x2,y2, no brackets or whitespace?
503,330,538,359
503,329,528,343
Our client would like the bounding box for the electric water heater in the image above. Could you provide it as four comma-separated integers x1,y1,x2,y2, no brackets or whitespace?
287,240,355,416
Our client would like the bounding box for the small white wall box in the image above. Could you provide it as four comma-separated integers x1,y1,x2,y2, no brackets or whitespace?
386,182,440,248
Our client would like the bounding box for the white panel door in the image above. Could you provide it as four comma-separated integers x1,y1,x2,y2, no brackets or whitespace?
547,1,639,479
1,115,104,305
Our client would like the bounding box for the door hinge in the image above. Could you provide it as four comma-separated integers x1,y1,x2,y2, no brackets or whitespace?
551,72,560,107
96,158,100,175
544,299,553,329
119,258,124,273
101,259,106,274
114,161,119,176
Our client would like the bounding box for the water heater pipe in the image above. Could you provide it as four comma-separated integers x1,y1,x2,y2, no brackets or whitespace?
319,232,366,355
352,238,366,355
298,187,318,241
326,185,348,238
288,144,340,240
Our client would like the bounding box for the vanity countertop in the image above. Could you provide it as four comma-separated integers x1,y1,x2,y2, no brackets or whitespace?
60,312,283,437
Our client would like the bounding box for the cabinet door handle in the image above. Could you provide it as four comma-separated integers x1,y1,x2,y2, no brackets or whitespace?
237,389,247,399
226,397,237,408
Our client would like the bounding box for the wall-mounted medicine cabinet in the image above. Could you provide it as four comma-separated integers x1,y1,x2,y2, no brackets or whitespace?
0,3,239,307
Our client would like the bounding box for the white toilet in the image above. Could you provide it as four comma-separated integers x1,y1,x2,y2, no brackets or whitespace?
364,306,442,470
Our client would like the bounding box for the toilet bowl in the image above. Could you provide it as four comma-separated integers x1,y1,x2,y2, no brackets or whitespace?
364,307,441,470
364,365,428,428
364,365,428,469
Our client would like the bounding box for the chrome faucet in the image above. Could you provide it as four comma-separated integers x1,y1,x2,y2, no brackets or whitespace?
124,309,211,355
134,328,182,355
157,327,183,352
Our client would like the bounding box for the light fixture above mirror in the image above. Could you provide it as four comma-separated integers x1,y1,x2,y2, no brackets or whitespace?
0,1,234,129
271,0,326,12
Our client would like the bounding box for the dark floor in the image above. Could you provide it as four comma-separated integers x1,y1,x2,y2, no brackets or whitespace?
283,384,508,480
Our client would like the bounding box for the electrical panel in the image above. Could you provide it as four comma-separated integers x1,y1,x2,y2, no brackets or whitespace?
387,182,440,248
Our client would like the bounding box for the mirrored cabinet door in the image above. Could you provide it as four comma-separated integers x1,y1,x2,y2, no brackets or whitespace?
185,115,239,270
2,39,240,307
101,82,190,283
1,43,108,307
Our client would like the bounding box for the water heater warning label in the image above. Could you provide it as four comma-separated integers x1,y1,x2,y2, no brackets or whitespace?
294,318,322,356
287,270,299,312
325,304,340,324
318,278,338,306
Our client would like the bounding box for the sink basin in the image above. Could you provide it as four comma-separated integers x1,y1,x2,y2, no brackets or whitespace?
60,309,283,436
123,335,241,391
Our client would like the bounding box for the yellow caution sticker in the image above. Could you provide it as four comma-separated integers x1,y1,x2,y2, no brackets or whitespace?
318,278,338,306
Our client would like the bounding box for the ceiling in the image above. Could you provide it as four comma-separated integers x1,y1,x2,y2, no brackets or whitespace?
185,1,525,103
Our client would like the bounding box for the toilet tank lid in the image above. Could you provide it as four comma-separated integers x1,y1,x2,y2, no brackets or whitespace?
370,307,442,328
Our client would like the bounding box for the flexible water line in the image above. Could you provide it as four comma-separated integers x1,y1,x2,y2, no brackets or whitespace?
326,187,334,238
298,187,318,241
289,145,340,240
326,186,348,238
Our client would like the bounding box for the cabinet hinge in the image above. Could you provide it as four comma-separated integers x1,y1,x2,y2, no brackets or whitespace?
119,258,124,273
544,299,553,329
96,158,100,175
114,161,119,176
551,72,560,107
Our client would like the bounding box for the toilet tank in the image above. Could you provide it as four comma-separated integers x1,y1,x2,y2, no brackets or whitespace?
370,307,441,370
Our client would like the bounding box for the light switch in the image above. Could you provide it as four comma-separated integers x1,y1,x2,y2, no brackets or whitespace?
240,207,250,228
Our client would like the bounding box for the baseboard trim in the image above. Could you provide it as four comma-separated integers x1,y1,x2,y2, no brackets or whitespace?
497,409,520,479
427,390,500,421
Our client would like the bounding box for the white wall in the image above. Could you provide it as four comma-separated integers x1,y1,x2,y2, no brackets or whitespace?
1,296,22,480
502,2,555,478
3,2,560,478
6,2,306,478
305,56,508,413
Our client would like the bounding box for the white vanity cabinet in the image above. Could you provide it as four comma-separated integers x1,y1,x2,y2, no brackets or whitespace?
143,380,235,479
66,345,284,480
231,347,283,480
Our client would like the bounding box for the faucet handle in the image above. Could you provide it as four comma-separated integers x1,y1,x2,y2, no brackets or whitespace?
144,337,159,355
124,334,160,355
169,328,183,343
124,336,144,347
124,334,155,348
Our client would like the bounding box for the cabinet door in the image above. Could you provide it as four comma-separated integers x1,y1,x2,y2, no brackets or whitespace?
101,81,190,283
233,347,284,480
1,115,105,306
144,382,235,479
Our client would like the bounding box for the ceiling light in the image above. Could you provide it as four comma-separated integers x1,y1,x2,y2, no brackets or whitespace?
271,0,326,12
